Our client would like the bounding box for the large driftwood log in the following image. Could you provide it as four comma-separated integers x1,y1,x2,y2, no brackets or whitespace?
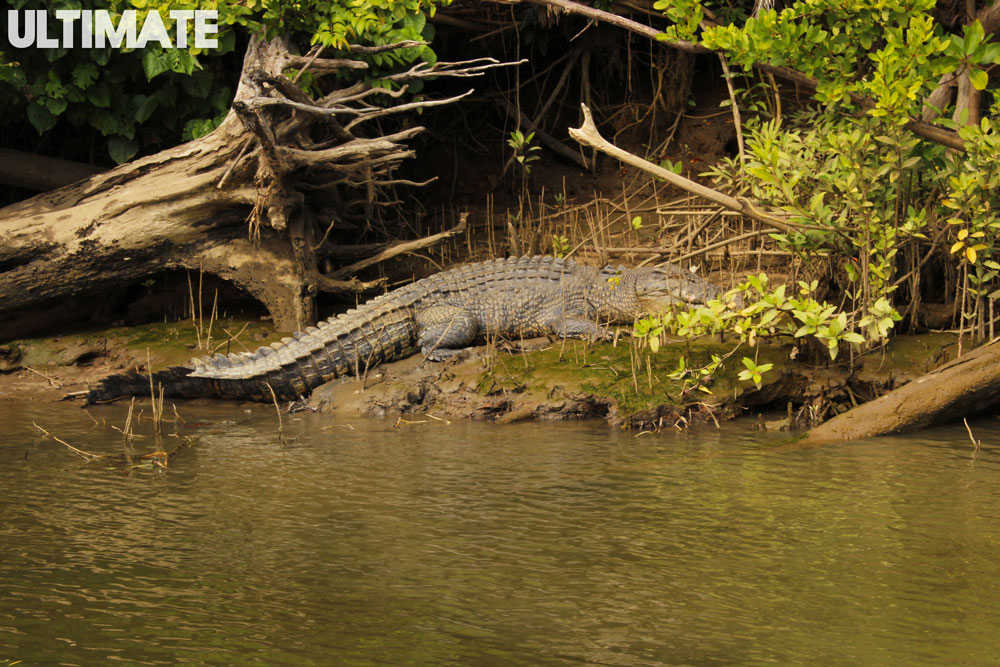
806,341,1000,441
0,37,509,337
0,38,327,333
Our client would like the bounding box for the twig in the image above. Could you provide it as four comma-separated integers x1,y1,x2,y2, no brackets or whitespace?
265,382,286,445
33,422,102,461
718,54,745,166
328,213,469,279
963,418,981,451
290,45,326,85
569,103,802,234
494,0,703,54
344,90,475,131
673,229,768,263
348,40,426,55
213,321,251,354
24,366,60,388
216,138,254,189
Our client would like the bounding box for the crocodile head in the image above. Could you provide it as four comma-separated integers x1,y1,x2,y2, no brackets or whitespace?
631,263,722,310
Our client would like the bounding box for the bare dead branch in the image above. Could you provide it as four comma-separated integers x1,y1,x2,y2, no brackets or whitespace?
33,422,103,461
344,89,475,131
348,40,426,54
328,213,469,279
489,0,704,53
280,127,424,167
569,103,802,234
384,57,526,82
372,177,438,187
245,96,362,116
316,275,387,293
284,55,369,74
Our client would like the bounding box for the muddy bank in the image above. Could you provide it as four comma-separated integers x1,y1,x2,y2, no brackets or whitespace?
0,319,283,403
307,334,959,429
0,319,960,431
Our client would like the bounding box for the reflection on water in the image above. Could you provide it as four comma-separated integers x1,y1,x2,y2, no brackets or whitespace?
1,401,999,665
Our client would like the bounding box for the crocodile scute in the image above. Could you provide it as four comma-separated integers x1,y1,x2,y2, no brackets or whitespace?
84,256,721,404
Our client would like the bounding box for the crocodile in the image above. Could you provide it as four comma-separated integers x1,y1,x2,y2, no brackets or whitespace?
84,255,721,404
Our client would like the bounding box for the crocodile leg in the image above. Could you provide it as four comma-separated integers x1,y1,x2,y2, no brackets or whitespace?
416,305,479,360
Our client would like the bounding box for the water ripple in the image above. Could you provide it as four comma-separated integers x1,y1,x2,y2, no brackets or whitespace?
2,404,1000,664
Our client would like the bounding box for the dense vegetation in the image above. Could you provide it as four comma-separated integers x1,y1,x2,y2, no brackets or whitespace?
0,0,444,164
631,0,1000,384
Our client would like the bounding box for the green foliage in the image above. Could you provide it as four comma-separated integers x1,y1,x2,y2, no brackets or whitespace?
939,102,1000,326
633,314,665,351
634,273,894,389
551,234,570,258
737,357,772,389
657,157,683,175
666,353,723,395
0,0,448,165
507,130,542,176
657,0,1000,339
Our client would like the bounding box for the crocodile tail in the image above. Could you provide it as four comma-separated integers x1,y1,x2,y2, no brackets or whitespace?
83,366,210,405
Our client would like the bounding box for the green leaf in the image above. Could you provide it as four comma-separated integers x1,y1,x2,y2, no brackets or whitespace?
209,87,232,113
180,70,213,99
87,82,110,108
26,103,57,134
71,63,99,89
90,111,122,137
108,136,138,164
981,42,1000,64
141,49,170,80
969,67,989,91
965,20,985,55
133,95,158,123
401,9,426,34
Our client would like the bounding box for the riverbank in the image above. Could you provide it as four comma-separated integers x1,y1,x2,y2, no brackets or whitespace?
0,319,961,431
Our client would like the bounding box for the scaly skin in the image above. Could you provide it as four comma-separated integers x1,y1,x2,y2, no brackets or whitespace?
84,256,720,403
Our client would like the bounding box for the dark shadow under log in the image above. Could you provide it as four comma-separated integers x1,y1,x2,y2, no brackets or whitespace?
806,341,1000,441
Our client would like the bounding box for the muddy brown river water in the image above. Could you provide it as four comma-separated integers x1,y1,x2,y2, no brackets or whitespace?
1,401,999,665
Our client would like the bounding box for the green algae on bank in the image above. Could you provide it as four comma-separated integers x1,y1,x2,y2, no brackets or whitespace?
473,339,797,427
309,337,801,429
309,333,959,429
0,319,282,401
0,316,961,430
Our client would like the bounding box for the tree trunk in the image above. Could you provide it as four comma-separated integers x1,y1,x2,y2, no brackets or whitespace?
805,341,1000,441
0,39,310,332
0,36,506,339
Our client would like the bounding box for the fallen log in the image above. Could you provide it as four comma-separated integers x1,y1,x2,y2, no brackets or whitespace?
0,149,106,192
805,341,1000,441
0,36,511,337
